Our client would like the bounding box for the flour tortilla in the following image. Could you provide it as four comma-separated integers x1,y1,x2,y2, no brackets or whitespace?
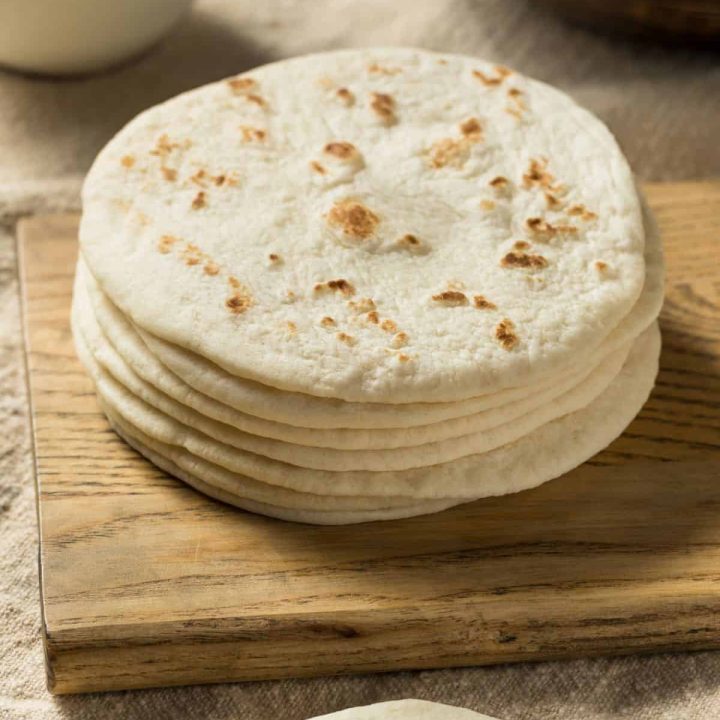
78,266,611,449
73,323,453,514
77,322,660,500
311,700,497,720
74,285,632,471
83,195,662,430
80,47,645,403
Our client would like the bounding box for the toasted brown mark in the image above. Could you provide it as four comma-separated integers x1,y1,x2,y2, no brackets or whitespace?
472,65,512,86
366,310,380,324
480,199,496,211
428,138,470,170
327,200,380,239
392,332,409,348
568,204,598,221
157,235,177,254
513,240,530,250
495,319,518,350
544,192,563,210
191,169,208,186
522,158,564,194
398,233,420,247
314,278,355,297
191,191,207,210
473,294,497,310
320,316,336,328
432,290,468,306
286,321,297,334
336,332,356,346
397,353,411,363
505,87,527,120
368,62,401,75
240,126,267,142
150,134,183,158
268,253,282,264
370,92,396,124
526,217,578,239
245,93,267,107
228,276,241,289
348,297,376,313
204,262,220,276
380,319,398,333
227,77,257,93
121,155,135,168
226,290,253,314
309,161,327,175
182,243,203,266
336,87,355,106
459,117,483,140
501,251,548,269
161,166,177,182
323,141,358,160
595,260,609,272
489,176,512,199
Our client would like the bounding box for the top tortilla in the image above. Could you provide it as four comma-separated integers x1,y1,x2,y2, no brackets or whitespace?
80,47,644,403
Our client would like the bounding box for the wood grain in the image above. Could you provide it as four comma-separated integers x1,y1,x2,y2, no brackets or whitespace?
18,182,720,695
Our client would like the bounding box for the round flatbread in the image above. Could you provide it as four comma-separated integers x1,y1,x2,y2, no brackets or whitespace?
80,47,645,403
310,700,497,720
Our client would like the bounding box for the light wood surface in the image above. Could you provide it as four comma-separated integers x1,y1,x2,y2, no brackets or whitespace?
18,181,720,695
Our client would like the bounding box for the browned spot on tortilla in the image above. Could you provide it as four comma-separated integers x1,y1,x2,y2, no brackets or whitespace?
240,126,267,142
191,169,208,186
204,262,220,276
323,141,359,161
568,204,598,221
459,117,483,140
380,319,398,333
227,76,257,93
432,290,468,306
544,192,563,209
314,278,356,296
268,253,282,264
595,260,609,272
522,158,565,194
495,319,518,350
245,93,267,107
336,332,356,346
472,65,512,86
191,191,207,210
228,276,241,289
391,332,409,348
286,321,297,334
526,217,578,239
397,353,411,362
368,62,401,75
428,138,471,169
157,235,178,254
366,310,380,324
182,243,203,266
161,166,177,182
336,87,355,106
327,199,380,239
348,297,376,313
320,316,336,327
501,251,548,269
480,199,496,211
370,92,396,125
513,240,530,250
310,161,327,175
121,155,135,168
150,134,185,158
474,294,497,310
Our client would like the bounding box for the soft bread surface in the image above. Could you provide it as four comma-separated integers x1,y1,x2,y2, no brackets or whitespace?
80,47,645,403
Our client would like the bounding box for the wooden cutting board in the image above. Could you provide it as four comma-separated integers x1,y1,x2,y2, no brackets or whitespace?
19,181,720,695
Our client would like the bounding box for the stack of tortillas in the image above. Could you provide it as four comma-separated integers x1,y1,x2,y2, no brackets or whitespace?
72,48,664,525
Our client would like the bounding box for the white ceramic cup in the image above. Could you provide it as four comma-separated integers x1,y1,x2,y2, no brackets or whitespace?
0,0,194,76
